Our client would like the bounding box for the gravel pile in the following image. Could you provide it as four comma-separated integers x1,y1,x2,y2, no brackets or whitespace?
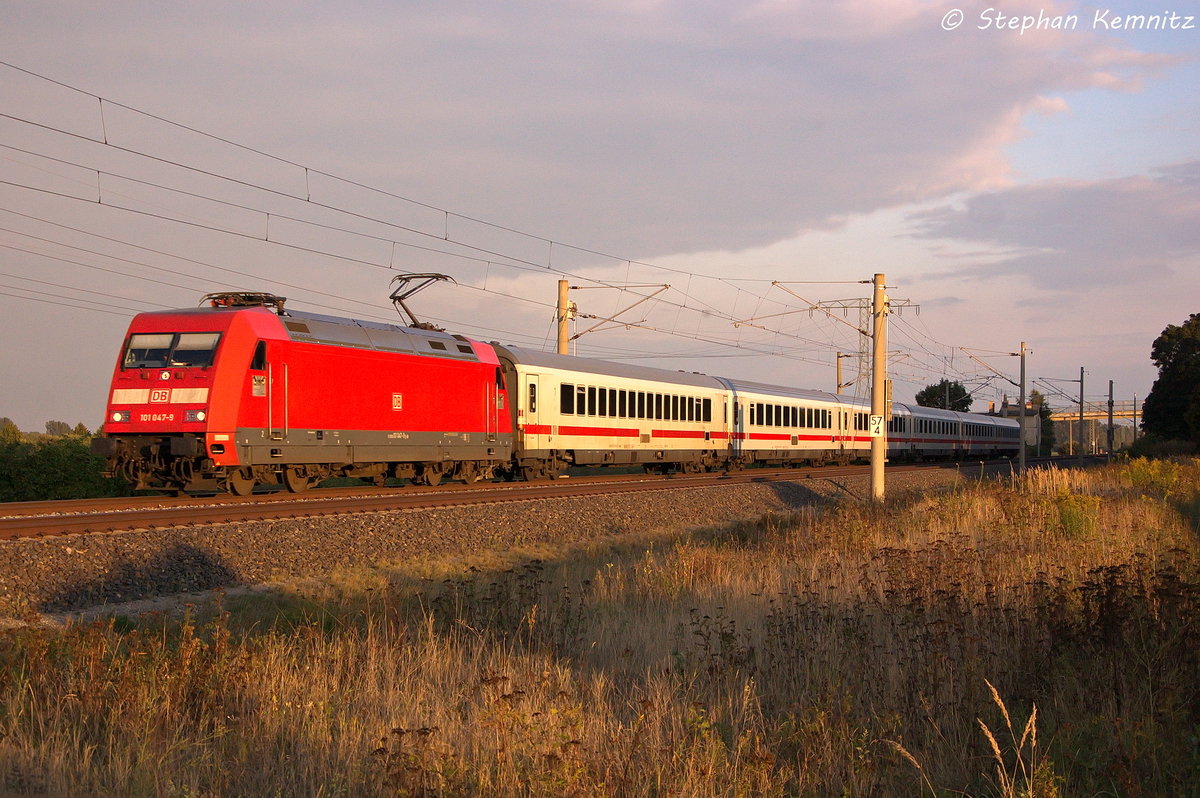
0,469,957,615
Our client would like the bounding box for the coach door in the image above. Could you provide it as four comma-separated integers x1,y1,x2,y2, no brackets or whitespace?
732,400,744,457
267,341,287,440
522,374,542,450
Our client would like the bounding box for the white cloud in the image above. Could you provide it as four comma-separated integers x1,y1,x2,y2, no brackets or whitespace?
908,161,1200,287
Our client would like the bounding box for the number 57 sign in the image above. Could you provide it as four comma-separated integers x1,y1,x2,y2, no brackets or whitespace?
869,415,885,437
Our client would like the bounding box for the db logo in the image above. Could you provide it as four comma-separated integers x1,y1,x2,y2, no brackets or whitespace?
150,389,171,403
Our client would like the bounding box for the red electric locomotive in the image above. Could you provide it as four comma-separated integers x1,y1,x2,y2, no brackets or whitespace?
92,293,513,494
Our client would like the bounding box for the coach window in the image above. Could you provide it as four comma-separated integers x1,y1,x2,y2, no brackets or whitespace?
587,386,597,416
576,386,586,415
609,389,617,417
250,341,267,371
598,387,607,417
766,404,774,426
560,384,574,414
702,398,712,423
776,405,783,427
687,398,695,422
637,392,646,418
618,390,627,418
529,383,537,413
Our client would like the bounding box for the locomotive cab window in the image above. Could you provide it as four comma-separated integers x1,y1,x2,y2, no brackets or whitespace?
123,332,221,370
250,340,266,371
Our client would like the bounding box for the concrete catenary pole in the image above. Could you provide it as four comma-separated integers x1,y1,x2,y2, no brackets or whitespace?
870,273,888,501
1107,380,1115,458
1077,366,1085,464
556,280,570,355
836,352,842,394
1133,393,1138,442
1018,342,1027,474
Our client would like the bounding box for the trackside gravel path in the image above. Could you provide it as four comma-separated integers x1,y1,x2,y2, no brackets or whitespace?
0,469,957,615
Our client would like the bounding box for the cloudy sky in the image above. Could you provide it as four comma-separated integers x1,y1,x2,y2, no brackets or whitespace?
1,0,1197,430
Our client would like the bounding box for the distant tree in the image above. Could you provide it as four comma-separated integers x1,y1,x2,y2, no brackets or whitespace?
915,379,972,412
1029,390,1056,454
72,422,91,437
44,420,71,436
1142,313,1200,441
0,419,20,444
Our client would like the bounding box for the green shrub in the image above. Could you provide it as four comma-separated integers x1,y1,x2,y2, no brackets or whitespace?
1055,492,1100,537
0,435,129,502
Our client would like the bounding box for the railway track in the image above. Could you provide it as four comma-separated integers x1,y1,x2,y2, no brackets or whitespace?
0,456,1086,542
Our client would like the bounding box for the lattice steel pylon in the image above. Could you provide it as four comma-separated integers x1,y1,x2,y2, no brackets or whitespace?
814,297,916,398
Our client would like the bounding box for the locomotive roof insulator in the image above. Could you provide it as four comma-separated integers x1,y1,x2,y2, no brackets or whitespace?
202,292,287,313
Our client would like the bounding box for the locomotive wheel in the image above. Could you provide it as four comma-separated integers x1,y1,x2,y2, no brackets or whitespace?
283,466,310,493
227,468,256,496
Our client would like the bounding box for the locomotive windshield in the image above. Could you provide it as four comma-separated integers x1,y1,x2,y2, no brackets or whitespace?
123,332,222,369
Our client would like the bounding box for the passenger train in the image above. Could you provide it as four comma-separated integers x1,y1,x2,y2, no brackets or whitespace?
91,293,1021,494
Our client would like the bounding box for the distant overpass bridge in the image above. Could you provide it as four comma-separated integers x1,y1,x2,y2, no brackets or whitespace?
1048,400,1142,422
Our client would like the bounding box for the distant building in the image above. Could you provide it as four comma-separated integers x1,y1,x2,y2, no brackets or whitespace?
995,396,1041,450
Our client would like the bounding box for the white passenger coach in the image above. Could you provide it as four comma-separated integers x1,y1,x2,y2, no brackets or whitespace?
495,347,1020,479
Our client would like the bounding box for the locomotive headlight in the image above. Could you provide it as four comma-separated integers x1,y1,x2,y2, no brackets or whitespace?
111,411,131,423
185,409,207,423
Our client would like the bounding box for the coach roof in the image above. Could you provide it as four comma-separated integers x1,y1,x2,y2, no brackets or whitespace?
498,346,726,390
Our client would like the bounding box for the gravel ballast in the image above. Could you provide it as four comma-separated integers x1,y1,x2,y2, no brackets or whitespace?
0,469,959,616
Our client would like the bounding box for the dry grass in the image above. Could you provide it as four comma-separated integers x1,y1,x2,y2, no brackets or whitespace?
2,458,1199,796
